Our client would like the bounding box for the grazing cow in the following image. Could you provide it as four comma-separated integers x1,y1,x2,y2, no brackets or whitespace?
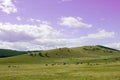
80,62,83,64
76,62,79,65
8,65,11,68
87,62,90,65
51,64,55,66
12,65,17,68
30,53,33,56
63,62,66,65
45,64,48,66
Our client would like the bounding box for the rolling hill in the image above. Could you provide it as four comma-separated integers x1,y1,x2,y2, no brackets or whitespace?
33,45,120,58
0,49,27,58
0,45,120,64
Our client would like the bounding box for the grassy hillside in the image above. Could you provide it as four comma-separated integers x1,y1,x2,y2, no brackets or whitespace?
0,45,119,64
0,45,120,80
0,49,27,58
0,62,120,80
0,45,119,58
33,45,120,58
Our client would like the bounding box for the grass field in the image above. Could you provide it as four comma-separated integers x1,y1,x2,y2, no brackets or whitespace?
0,46,120,80
0,62,120,80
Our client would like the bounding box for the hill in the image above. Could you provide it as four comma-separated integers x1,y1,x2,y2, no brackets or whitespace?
0,45,119,64
32,45,120,58
0,45,119,58
0,45,120,80
0,49,27,58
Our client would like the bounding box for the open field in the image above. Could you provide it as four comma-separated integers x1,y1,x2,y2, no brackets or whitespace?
0,46,120,80
0,54,120,80
0,62,120,80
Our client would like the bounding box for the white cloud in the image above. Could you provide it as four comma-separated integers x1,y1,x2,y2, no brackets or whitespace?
0,41,42,51
0,22,116,51
29,18,35,22
70,29,115,46
0,22,60,41
28,18,50,25
0,22,84,50
36,19,41,22
0,0,17,14
0,38,84,51
16,16,21,21
105,42,120,50
84,29,115,39
59,17,92,28
0,22,63,50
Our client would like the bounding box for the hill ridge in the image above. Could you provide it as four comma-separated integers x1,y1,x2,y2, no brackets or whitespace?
0,45,119,58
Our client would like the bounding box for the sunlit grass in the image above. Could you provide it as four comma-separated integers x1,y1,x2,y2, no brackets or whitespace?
0,62,120,80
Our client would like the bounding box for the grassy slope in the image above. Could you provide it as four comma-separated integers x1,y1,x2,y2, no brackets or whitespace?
0,62,120,80
0,45,120,64
0,46,120,80
34,45,120,58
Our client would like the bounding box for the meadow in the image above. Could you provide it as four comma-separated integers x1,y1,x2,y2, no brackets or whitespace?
0,62,120,80
0,45,120,80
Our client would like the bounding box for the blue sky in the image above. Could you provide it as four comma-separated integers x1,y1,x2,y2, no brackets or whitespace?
0,0,120,51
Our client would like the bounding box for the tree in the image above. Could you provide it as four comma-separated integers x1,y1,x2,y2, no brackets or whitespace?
30,53,33,57
39,52,44,57
45,53,49,57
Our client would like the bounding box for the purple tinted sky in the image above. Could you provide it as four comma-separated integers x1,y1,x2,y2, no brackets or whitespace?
0,0,120,50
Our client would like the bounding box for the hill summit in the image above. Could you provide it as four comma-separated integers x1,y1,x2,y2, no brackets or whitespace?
0,45,119,58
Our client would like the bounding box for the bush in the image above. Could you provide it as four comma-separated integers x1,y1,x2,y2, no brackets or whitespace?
39,52,44,57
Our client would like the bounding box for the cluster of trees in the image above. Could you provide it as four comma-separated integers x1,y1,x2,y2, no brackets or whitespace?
83,48,100,51
28,52,49,57
103,50,113,53
83,47,115,53
0,49,27,58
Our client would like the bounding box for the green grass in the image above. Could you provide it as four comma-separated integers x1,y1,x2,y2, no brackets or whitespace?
0,45,120,80
32,45,120,58
0,52,120,80
0,62,120,80
0,45,119,58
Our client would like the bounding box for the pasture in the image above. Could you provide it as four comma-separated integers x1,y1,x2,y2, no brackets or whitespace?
0,46,120,80
0,61,120,80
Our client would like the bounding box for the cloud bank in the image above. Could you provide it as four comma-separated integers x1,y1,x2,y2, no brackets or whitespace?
0,0,17,14
0,22,116,51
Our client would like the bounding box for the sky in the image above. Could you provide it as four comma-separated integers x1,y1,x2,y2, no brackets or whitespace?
0,0,120,51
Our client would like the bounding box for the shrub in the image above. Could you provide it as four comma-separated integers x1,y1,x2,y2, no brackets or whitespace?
39,52,44,57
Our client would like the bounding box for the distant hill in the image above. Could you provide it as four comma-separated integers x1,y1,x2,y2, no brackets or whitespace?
0,49,27,58
36,45,120,58
0,45,120,64
0,45,119,58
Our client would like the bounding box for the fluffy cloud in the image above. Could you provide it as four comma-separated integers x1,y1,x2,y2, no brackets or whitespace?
28,18,50,25
0,38,84,51
82,29,115,39
0,41,40,51
0,0,17,14
0,22,63,50
0,22,60,42
0,22,116,51
59,17,92,28
65,29,115,47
